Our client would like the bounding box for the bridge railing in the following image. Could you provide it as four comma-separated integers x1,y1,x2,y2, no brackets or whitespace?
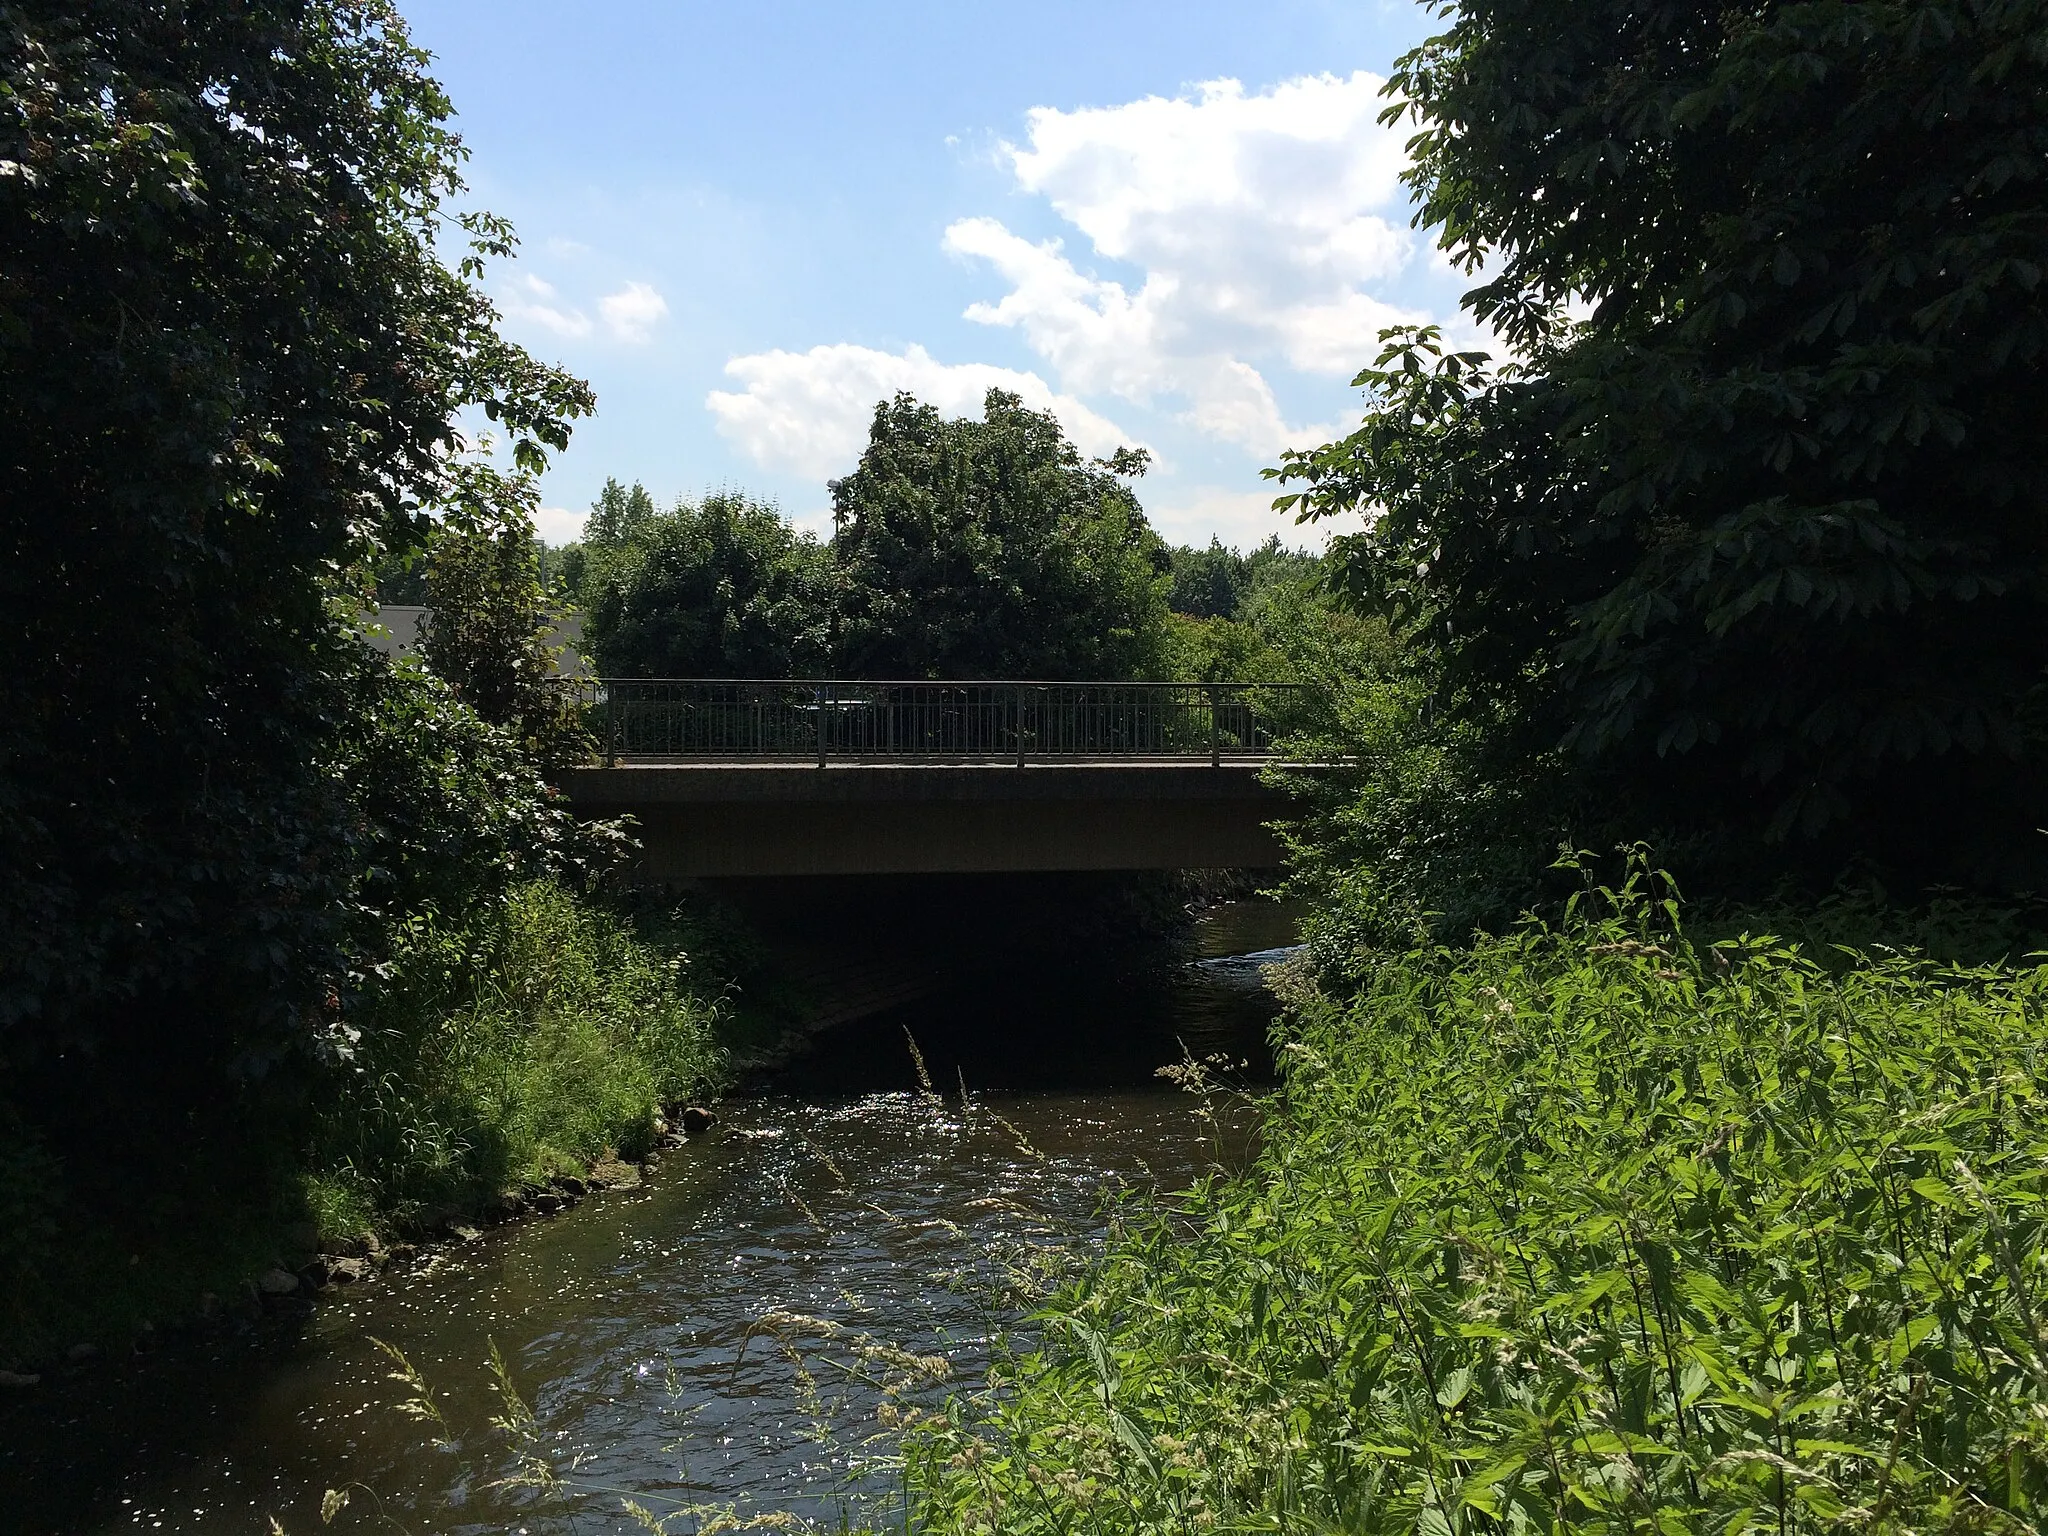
576,679,1305,766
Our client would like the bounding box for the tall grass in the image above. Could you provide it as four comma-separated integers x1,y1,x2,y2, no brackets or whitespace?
305,879,726,1241
909,866,2048,1533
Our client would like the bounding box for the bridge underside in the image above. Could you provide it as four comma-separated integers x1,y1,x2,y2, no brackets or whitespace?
562,761,1289,876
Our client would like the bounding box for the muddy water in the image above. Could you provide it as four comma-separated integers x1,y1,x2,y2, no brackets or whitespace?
4,901,1301,1536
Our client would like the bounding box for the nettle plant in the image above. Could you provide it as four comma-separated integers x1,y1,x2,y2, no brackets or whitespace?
912,862,2048,1534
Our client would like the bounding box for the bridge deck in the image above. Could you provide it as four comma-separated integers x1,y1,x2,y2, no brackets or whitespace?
563,759,1292,876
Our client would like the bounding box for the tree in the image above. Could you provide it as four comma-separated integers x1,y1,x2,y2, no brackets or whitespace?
0,1,592,1070
830,391,1169,679
1166,535,1318,623
1275,0,2048,883
585,476,656,548
419,464,587,770
1167,539,1251,620
583,490,831,677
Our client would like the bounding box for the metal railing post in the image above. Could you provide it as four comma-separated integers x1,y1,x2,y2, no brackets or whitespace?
1208,684,1221,768
1014,684,1026,768
816,684,827,769
605,684,617,767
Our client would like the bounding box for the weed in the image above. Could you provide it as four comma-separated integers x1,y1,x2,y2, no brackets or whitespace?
912,862,2048,1533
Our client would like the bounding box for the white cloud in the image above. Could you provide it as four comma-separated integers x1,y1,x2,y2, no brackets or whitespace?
500,274,592,339
946,72,1435,453
499,274,669,345
533,504,585,545
600,281,669,343
707,342,1140,481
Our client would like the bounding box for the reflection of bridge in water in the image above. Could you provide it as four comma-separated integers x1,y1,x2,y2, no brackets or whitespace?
562,680,1306,876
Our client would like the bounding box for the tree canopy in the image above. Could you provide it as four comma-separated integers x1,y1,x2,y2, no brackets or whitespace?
585,476,658,548
1166,536,1316,622
568,393,1174,681
830,390,1168,679
581,490,831,678
419,469,588,770
0,0,591,1055
1275,0,2047,882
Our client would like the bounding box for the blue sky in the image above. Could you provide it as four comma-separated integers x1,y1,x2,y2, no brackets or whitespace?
401,0,1471,549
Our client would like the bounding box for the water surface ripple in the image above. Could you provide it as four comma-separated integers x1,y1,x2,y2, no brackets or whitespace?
6,901,1299,1536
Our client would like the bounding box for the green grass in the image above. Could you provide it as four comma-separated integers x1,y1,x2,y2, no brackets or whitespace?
306,879,728,1244
908,867,2048,1534
0,878,731,1367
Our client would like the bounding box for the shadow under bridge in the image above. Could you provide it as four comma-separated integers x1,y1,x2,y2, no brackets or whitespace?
560,679,1308,877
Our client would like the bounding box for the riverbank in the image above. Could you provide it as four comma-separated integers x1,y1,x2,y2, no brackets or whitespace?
0,879,732,1374
0,871,1240,1379
908,873,2048,1532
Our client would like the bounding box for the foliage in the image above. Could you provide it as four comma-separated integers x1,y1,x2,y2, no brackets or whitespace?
330,659,620,947
830,390,1170,679
1270,649,1582,951
1159,548,1371,689
1166,536,1317,622
1162,613,1290,686
549,475,656,605
566,397,1184,683
582,489,832,678
912,865,2048,1534
1156,551,1573,946
419,463,589,769
586,476,659,548
0,656,642,1360
1272,1,2048,881
0,0,591,1065
306,879,725,1238
1167,538,1258,621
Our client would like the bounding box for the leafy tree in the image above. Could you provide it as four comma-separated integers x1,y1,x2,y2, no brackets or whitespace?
419,465,587,770
830,390,1169,679
1275,0,2048,884
1167,539,1251,620
1167,535,1321,623
550,477,653,608
585,476,657,547
583,490,831,677
0,0,590,1071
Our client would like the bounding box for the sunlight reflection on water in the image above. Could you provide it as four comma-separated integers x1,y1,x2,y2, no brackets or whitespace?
7,901,1300,1536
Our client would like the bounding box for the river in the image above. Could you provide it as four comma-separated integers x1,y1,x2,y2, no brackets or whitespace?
3,898,1300,1536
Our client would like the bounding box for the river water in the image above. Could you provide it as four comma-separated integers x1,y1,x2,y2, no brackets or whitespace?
4,899,1299,1536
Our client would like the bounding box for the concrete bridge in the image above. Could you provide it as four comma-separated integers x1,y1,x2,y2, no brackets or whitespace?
560,679,1303,877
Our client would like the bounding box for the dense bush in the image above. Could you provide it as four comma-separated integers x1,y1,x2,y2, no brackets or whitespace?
1,0,591,1065
1269,663,1579,951
331,658,616,940
912,869,2048,1533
